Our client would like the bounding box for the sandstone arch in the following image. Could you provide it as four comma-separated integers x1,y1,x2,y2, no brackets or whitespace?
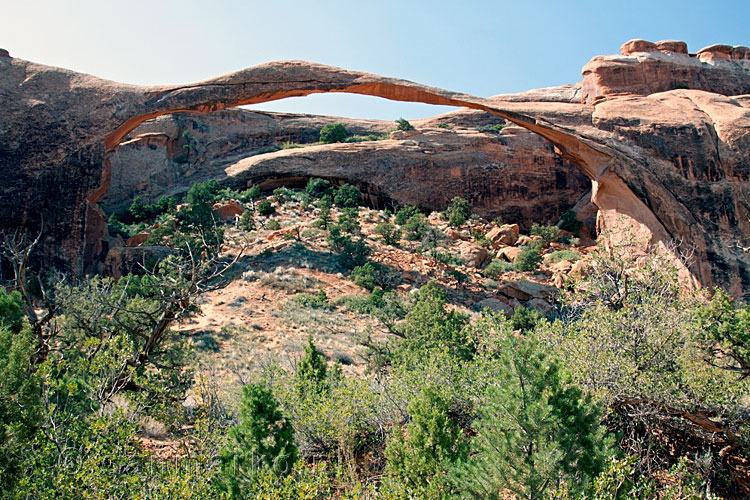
1,53,748,296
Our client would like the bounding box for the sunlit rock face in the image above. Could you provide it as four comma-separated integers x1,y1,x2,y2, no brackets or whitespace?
1,45,748,297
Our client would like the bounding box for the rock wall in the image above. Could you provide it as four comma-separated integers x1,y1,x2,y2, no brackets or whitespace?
0,45,748,297
102,108,587,229
583,39,750,104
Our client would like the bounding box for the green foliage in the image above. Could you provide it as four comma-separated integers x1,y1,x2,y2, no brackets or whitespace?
437,122,451,129
452,316,610,500
0,289,41,488
266,218,281,230
293,290,331,310
219,383,298,497
547,249,581,263
315,200,332,230
398,282,472,362
319,123,348,143
443,196,472,227
530,222,561,245
395,118,414,131
402,213,430,241
186,179,221,207
327,226,371,269
333,184,362,208
305,178,334,199
375,222,401,246
384,386,468,499
696,288,750,378
350,262,379,291
476,123,505,134
560,210,583,237
296,336,329,396
335,207,361,235
394,205,420,226
257,200,275,216
273,187,292,203
482,258,514,278
238,210,255,231
247,184,262,201
280,141,304,149
509,306,544,332
515,240,544,271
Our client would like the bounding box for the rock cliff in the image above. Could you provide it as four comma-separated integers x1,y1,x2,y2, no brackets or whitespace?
102,109,589,230
0,42,748,297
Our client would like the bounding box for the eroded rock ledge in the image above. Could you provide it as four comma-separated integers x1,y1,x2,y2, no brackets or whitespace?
0,43,748,297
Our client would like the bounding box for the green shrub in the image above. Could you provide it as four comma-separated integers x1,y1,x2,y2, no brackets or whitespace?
327,227,371,269
238,210,255,231
394,205,420,226
547,249,581,263
476,123,505,134
305,178,334,199
218,383,298,495
335,207,360,235
451,317,609,500
402,213,430,241
396,118,415,131
293,290,331,310
384,386,468,499
296,336,329,396
509,306,545,332
280,141,303,149
375,222,401,246
257,200,275,216
333,184,362,208
437,122,451,129
265,219,281,230
559,209,583,236
319,123,348,144
482,259,514,278
443,196,472,227
350,262,378,291
530,223,561,245
515,240,544,271
272,187,291,203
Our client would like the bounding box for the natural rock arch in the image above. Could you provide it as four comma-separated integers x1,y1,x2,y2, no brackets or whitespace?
2,53,748,295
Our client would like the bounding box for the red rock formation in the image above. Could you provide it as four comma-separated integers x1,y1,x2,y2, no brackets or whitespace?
583,39,750,104
1,49,748,297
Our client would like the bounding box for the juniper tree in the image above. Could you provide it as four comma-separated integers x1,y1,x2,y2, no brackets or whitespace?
296,335,328,395
452,318,609,500
218,383,298,498
384,386,468,500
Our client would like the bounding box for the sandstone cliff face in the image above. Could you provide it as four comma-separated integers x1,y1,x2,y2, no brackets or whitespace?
103,108,587,229
0,45,748,297
582,39,750,104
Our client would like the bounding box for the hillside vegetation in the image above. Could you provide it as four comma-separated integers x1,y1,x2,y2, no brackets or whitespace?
1,179,749,499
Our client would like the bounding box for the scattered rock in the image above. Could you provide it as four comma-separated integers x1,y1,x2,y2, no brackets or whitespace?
527,298,554,316
477,297,513,317
213,200,244,219
456,241,490,268
125,231,151,247
496,246,522,262
485,224,519,246
499,280,559,302
446,228,470,241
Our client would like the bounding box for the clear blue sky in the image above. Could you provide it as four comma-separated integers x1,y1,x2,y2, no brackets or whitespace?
4,0,749,120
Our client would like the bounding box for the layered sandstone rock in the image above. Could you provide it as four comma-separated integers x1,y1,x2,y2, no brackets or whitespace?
583,39,750,104
0,46,748,298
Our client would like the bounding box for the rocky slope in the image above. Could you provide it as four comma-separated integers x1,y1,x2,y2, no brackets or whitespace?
103,109,589,230
1,40,748,296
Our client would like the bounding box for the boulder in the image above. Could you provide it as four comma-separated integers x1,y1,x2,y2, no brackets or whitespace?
527,298,554,316
126,231,151,247
496,246,522,262
456,241,490,268
499,280,559,302
214,200,244,219
477,297,513,317
485,224,519,246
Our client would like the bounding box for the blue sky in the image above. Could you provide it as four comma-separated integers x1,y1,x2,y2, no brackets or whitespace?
4,0,749,120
